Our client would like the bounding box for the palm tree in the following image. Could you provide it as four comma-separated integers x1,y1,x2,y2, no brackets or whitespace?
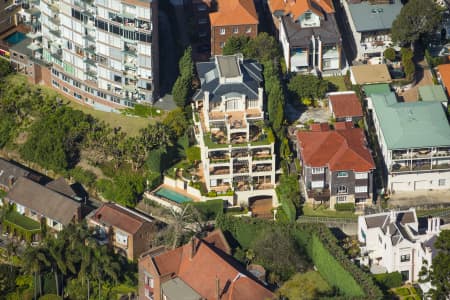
23,247,50,300
5,240,18,272
47,238,67,297
90,245,119,300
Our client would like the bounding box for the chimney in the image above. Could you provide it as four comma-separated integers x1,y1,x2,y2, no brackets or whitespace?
433,217,440,234
390,210,396,222
189,238,198,260
216,276,220,300
427,217,432,234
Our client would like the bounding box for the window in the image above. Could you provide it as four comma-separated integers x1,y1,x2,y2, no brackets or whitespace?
337,171,348,177
355,186,368,193
312,167,324,174
400,254,410,262
115,231,128,245
198,18,208,25
311,181,324,188
439,179,446,186
355,172,368,179
401,270,409,281
233,27,238,34
304,12,312,20
52,80,59,87
337,185,347,194
336,195,347,202
346,117,352,122
16,204,25,214
246,27,252,33
62,86,69,93
220,42,225,48
219,28,226,35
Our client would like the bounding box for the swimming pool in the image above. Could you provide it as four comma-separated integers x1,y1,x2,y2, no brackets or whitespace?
155,187,193,204
4,32,26,45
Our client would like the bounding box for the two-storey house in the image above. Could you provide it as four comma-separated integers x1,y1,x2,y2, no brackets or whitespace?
342,0,402,61
209,0,258,56
87,202,160,261
0,158,32,193
358,209,441,282
268,0,342,74
296,123,375,209
5,176,82,241
367,91,450,192
192,54,277,207
138,230,274,300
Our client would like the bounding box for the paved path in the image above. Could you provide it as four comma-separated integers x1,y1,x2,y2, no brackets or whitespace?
398,59,434,102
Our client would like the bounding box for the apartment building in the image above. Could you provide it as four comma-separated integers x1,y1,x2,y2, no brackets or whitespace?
358,209,441,282
342,0,402,61
12,0,159,109
0,0,21,34
87,203,160,261
268,0,342,74
296,123,375,209
192,54,277,206
367,91,450,192
138,230,274,300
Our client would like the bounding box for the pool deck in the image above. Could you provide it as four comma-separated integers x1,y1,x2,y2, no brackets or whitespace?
156,184,201,202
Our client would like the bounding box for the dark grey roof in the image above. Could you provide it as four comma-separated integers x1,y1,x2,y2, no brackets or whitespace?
365,215,388,228
0,159,30,189
217,56,241,78
6,177,81,225
195,56,263,102
10,38,33,57
45,177,77,199
281,14,340,48
347,0,403,32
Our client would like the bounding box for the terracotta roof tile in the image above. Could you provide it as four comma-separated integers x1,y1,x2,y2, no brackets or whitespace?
438,64,450,92
203,229,232,255
310,122,330,132
151,232,274,300
210,0,259,26
91,203,153,234
329,92,363,118
269,0,334,20
334,121,354,130
297,127,375,172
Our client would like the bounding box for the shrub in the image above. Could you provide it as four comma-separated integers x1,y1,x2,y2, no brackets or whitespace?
189,199,224,220
185,146,200,163
334,203,355,212
374,272,403,290
69,167,96,187
384,48,396,61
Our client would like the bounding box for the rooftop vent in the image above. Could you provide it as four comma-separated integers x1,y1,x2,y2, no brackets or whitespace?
371,8,384,13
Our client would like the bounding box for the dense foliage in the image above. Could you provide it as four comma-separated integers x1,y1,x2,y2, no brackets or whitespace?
401,47,415,82
383,48,396,61
334,203,355,212
373,272,403,290
391,0,442,45
288,74,329,107
429,230,450,299
172,47,195,107
276,174,301,222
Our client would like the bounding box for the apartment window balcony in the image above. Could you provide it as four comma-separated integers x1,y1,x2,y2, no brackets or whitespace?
210,166,230,175
252,165,272,173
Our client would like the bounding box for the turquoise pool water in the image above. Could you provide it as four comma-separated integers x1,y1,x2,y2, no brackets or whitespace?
155,187,193,204
4,32,26,45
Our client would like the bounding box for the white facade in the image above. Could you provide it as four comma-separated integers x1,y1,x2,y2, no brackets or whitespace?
358,209,440,282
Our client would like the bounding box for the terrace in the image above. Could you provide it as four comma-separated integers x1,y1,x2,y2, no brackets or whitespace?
3,210,41,242
392,148,450,160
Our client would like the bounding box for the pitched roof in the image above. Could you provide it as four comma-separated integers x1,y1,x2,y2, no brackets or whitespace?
371,92,450,149
296,127,375,172
347,0,402,32
269,0,335,20
350,64,392,85
6,177,81,225
150,232,274,300
418,85,448,102
328,92,363,118
90,203,154,234
0,158,30,188
362,83,391,97
209,0,258,26
437,64,450,92
45,177,77,199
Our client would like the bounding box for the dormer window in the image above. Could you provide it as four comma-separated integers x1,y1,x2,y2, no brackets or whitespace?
304,12,312,20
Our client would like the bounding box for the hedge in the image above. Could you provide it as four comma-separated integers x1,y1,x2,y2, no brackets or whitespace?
374,272,402,290
334,203,355,212
216,215,383,299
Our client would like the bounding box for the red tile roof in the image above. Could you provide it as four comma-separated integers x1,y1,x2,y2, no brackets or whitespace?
151,232,274,300
91,203,153,234
203,229,232,255
334,121,354,130
210,0,259,26
438,64,450,92
328,92,363,118
296,127,375,172
310,122,330,132
269,0,335,20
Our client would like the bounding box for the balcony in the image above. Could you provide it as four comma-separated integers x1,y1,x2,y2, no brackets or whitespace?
210,166,230,175
252,165,272,173
308,188,330,202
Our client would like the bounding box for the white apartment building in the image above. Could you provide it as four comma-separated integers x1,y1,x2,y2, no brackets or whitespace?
358,209,441,282
367,91,450,193
342,0,402,61
192,54,277,206
17,0,158,109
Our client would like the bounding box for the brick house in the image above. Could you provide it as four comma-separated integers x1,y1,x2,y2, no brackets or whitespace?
138,230,274,300
296,124,375,209
328,91,363,123
87,203,160,261
208,0,259,56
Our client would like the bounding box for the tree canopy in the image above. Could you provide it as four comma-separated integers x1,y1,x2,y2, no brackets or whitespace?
391,0,442,45
430,230,450,299
288,74,329,106
172,47,194,107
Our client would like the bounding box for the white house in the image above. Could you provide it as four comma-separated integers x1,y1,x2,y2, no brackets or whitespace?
366,91,450,193
358,209,441,282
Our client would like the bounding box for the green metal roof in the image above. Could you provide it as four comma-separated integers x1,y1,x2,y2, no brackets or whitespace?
371,92,450,149
363,84,391,97
418,85,448,102
347,0,403,32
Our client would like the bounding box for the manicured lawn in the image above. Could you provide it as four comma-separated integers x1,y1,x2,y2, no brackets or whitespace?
327,76,347,92
302,204,357,219
392,285,421,300
278,271,332,299
5,211,41,231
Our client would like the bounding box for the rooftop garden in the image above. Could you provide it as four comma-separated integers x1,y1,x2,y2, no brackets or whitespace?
4,211,41,232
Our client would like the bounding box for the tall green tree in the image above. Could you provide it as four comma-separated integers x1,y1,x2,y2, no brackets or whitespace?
391,0,442,45
172,47,194,107
429,230,450,299
222,36,250,56
288,74,329,106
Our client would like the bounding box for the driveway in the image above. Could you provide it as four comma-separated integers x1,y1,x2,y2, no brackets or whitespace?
286,101,331,124
397,59,434,102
